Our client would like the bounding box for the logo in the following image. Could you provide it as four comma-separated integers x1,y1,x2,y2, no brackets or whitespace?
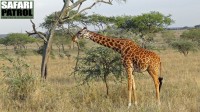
0,0,34,19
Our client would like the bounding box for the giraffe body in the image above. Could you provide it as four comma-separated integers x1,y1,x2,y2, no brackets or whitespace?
75,27,163,107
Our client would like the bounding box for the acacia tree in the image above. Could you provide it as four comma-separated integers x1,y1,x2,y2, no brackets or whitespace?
53,31,72,53
26,0,126,79
0,33,36,50
87,14,115,30
115,11,173,48
169,29,200,56
170,40,197,56
78,47,124,96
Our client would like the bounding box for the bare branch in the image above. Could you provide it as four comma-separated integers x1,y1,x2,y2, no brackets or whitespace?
26,20,48,43
96,0,113,5
68,2,96,20
60,0,113,22
77,2,83,12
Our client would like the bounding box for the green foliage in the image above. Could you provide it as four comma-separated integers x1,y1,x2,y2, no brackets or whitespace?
1,56,36,101
114,15,135,30
171,40,197,56
0,33,36,49
116,11,173,34
114,11,173,48
35,45,43,55
40,10,87,30
180,29,200,47
78,47,124,95
87,14,115,30
78,39,87,49
54,35,71,53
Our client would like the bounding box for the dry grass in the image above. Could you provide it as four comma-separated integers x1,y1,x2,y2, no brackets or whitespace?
0,47,199,112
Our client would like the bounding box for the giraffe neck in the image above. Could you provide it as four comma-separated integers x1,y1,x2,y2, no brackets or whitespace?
87,31,125,53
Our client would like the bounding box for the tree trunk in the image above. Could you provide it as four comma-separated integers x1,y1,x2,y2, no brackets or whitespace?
103,74,109,96
41,42,49,79
41,26,57,79
61,44,65,52
41,0,73,79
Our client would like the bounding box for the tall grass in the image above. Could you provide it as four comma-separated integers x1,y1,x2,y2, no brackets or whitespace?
0,49,199,112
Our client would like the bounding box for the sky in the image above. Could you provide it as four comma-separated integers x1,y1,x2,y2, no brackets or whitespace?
0,0,200,34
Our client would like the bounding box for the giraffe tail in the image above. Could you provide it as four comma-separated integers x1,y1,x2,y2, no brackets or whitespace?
158,62,163,92
158,77,163,92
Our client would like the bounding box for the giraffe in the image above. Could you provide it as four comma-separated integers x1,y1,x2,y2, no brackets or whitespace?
74,27,163,108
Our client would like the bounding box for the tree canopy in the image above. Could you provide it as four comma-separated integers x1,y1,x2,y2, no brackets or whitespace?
0,33,36,49
115,11,173,34
180,29,200,47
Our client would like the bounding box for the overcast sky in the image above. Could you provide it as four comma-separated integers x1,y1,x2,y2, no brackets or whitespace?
0,0,200,34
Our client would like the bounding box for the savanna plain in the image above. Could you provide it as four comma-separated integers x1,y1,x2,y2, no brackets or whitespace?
0,32,199,112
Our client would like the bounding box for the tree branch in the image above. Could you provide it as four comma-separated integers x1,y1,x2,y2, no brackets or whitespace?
60,0,113,22
26,20,48,43
67,2,96,20
96,0,113,5
77,1,82,12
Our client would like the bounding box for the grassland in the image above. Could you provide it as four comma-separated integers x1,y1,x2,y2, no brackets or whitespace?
0,39,199,112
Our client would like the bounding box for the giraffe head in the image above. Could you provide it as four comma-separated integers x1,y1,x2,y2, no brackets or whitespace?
76,27,90,39
72,27,90,43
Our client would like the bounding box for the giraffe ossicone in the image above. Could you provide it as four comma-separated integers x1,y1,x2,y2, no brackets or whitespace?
75,27,163,107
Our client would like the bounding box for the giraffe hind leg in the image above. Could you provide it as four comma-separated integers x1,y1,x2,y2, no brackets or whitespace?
147,68,161,105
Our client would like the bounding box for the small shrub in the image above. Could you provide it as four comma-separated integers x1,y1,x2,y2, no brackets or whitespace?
78,39,86,49
171,40,197,56
77,47,125,96
35,45,56,59
181,29,200,47
1,57,36,101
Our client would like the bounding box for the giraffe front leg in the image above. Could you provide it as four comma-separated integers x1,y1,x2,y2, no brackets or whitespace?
132,74,137,106
127,69,137,108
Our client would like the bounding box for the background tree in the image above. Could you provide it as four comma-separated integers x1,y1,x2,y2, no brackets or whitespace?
180,29,200,47
87,14,115,30
115,11,174,48
78,47,124,96
170,40,197,56
168,29,200,56
0,33,36,51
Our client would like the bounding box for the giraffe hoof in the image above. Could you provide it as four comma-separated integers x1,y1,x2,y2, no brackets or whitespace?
135,101,138,106
128,103,131,109
158,102,161,106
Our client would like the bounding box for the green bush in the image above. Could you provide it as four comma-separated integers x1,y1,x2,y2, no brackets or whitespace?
1,57,36,101
77,47,124,95
171,40,197,56
181,29,200,47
